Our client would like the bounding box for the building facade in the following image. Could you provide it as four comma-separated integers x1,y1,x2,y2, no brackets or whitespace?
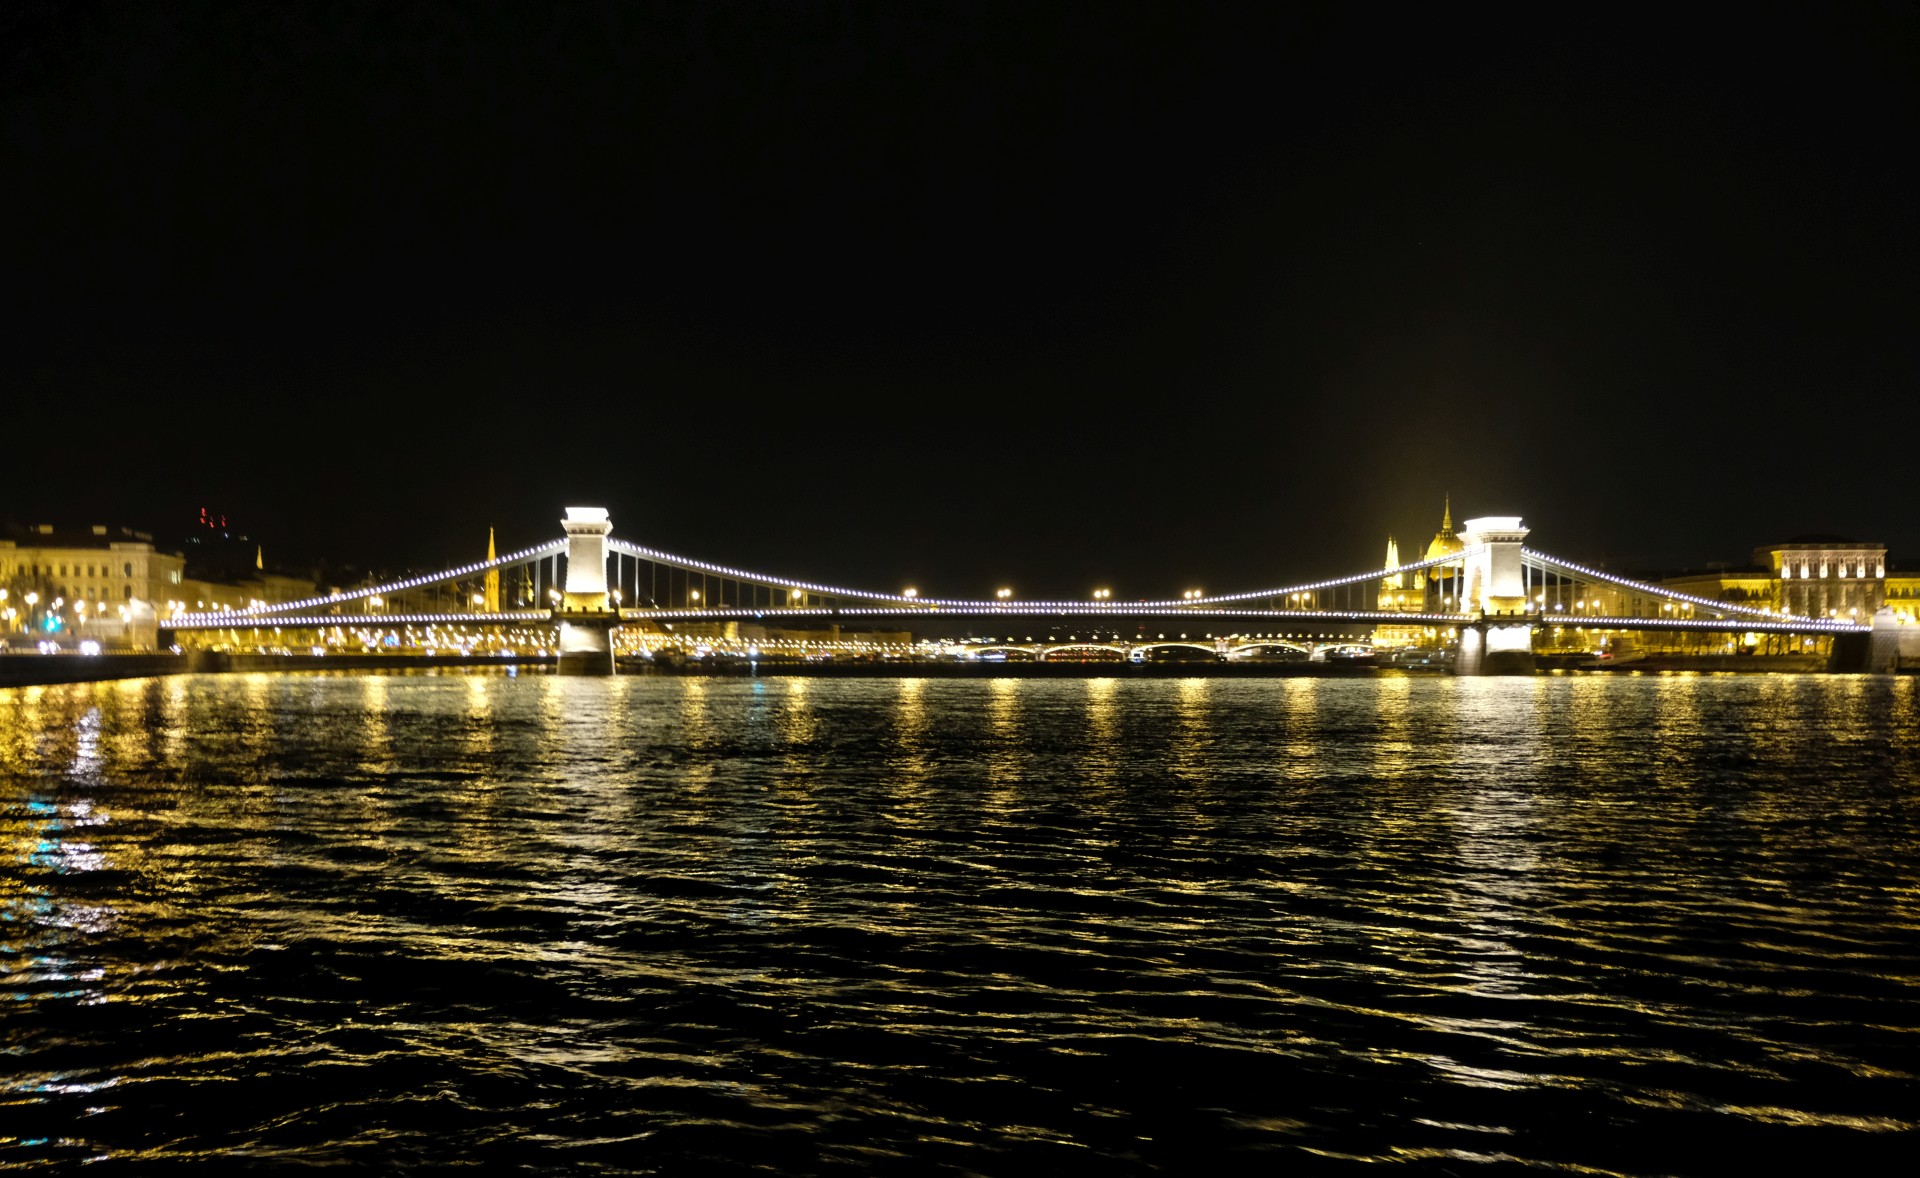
1660,535,1908,625
0,525,186,649
1,525,317,650
1371,503,1469,649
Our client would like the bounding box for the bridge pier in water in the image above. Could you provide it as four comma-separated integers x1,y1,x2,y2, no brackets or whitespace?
555,506,619,676
1828,606,1904,674
1453,516,1536,675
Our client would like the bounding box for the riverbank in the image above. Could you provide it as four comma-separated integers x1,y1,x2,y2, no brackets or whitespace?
0,652,187,688
0,651,555,688
0,651,1900,688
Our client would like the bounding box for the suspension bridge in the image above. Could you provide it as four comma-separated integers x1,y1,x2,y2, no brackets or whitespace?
156,507,1902,675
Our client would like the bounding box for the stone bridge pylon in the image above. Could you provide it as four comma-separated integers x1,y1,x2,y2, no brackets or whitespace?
555,506,619,675
1455,516,1534,675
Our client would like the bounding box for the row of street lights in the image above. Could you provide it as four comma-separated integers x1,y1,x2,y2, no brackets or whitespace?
1,587,137,640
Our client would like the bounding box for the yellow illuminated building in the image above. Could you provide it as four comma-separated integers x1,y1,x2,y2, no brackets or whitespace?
484,527,501,612
1372,502,1467,649
1660,535,1911,625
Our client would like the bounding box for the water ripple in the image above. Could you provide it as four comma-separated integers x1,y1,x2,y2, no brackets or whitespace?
1,671,1916,1174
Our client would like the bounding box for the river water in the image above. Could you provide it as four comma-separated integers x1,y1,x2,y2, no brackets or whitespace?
3,671,1917,1174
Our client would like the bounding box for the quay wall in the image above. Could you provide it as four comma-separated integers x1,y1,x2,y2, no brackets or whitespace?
0,653,187,688
2,651,1907,689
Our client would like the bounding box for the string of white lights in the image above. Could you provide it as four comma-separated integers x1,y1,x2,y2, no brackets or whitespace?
1159,547,1487,606
1545,614,1863,634
624,606,1473,622
1522,549,1786,620
167,611,553,630
166,541,568,625
163,535,1853,635
608,539,1483,610
606,539,915,603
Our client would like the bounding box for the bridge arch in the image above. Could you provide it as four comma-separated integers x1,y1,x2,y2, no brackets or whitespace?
1036,643,1129,661
1128,641,1222,662
968,645,1039,661
1225,640,1312,659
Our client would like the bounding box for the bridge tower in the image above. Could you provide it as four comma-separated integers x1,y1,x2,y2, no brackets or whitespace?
1454,516,1535,675
555,506,619,675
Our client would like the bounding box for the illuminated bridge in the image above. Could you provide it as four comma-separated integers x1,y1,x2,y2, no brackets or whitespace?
160,507,1895,675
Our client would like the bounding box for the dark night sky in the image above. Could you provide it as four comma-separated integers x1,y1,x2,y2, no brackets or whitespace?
7,2,1916,596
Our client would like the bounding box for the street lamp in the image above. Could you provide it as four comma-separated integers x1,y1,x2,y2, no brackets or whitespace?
995,587,1013,600
1092,588,1111,600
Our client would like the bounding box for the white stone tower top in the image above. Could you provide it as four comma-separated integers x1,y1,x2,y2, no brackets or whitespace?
561,507,613,600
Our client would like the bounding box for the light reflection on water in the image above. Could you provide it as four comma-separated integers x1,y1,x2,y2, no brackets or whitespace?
0,670,1916,1175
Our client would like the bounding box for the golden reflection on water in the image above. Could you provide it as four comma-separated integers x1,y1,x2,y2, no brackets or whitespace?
158,676,189,765
1168,678,1212,785
677,677,713,748
357,673,395,777
1079,678,1121,793
983,679,1029,778
69,705,103,791
1442,682,1545,1001
0,688,40,775
2,670,1919,1168
779,677,817,770
1370,674,1413,782
448,675,501,858
1276,677,1320,784
1563,673,1613,766
1650,674,1706,798
888,678,932,817
984,677,1022,803
239,673,275,771
463,673,496,757
0,686,118,1009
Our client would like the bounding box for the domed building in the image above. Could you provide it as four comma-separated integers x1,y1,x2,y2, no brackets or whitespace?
1372,500,1468,649
1423,499,1465,568
1418,498,1468,612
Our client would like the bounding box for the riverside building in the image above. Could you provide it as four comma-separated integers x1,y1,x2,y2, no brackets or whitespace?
1,523,316,650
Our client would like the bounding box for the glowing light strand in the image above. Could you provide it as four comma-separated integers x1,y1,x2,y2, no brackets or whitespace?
1522,549,1791,621
607,539,1483,611
168,611,552,630
167,541,568,624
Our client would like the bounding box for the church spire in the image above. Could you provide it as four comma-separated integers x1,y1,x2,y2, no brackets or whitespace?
1440,495,1453,535
483,527,500,612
